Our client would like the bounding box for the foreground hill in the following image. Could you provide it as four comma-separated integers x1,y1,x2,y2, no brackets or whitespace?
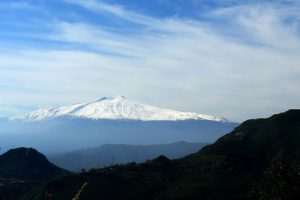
0,148,68,200
22,110,300,200
48,141,207,171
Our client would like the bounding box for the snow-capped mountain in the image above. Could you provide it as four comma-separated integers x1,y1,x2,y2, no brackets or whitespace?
12,96,226,122
3,97,236,153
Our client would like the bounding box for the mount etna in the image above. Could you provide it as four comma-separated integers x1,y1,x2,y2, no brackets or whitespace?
0,97,237,154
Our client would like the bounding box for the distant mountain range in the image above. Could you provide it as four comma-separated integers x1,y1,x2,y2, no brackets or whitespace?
0,119,237,154
21,109,300,200
48,141,208,171
0,97,237,153
11,96,226,122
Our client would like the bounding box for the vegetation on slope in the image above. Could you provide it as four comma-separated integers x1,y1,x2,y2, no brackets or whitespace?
22,110,300,200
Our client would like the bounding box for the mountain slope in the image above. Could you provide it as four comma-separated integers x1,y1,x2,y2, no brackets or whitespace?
22,110,300,200
48,141,208,171
12,96,226,122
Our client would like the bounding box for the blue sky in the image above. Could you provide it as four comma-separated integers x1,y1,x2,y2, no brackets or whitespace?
0,0,300,121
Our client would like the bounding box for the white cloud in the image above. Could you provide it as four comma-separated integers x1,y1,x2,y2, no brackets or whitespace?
64,0,161,27
209,3,300,50
0,0,299,121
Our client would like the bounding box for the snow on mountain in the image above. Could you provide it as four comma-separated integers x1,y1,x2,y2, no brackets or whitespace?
11,96,226,122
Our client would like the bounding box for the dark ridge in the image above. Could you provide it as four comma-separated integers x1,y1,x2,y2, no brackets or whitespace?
152,155,170,163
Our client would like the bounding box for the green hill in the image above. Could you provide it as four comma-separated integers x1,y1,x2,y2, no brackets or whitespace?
0,148,68,200
21,110,300,200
